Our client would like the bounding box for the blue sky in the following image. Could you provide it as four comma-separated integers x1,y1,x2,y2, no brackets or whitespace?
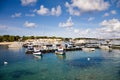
0,0,120,38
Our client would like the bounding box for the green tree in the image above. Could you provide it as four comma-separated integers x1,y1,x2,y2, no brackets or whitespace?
0,36,3,42
22,36,29,41
15,36,20,41
64,38,70,42
30,36,34,39
3,35,9,41
9,36,14,42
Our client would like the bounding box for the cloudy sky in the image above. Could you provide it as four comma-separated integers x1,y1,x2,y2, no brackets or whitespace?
0,0,120,38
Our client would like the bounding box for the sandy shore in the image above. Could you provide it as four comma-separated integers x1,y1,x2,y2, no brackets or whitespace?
0,42,15,45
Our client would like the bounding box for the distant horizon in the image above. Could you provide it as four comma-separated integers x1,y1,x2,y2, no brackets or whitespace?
0,0,120,38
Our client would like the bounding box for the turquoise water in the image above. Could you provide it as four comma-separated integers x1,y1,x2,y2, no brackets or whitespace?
0,46,120,80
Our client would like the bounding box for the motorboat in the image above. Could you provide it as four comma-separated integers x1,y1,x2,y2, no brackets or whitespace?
55,46,65,55
33,50,42,55
33,47,42,56
99,45,112,50
82,47,95,52
33,51,42,56
25,44,34,53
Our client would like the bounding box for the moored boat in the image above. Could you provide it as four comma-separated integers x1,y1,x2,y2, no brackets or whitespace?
99,45,112,50
33,46,42,56
25,44,34,53
82,47,95,51
55,46,65,55
33,51,42,56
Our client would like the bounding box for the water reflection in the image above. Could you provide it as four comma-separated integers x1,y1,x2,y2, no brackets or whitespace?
102,49,120,59
100,49,112,53
82,48,95,53
82,50,95,53
8,47,22,52
12,69,35,78
55,54,66,60
33,54,43,60
66,57,104,68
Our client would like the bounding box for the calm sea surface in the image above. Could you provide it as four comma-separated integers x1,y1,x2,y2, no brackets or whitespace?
0,46,120,80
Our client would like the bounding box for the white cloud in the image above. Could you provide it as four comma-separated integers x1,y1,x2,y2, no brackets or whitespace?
100,19,120,32
99,18,120,38
71,19,120,38
111,10,117,14
11,13,22,18
88,17,95,21
103,13,109,17
24,21,37,28
59,17,74,28
36,5,49,15
78,29,91,36
65,2,81,16
65,0,110,16
103,10,117,17
21,0,37,6
35,5,62,16
68,28,95,38
25,14,35,17
51,5,62,16
66,18,120,38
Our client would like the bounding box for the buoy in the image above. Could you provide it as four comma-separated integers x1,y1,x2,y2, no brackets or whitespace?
4,61,8,65
87,58,90,61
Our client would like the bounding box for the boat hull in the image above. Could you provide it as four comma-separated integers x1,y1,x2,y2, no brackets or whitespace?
99,46,111,50
55,51,65,55
82,48,95,51
33,51,42,56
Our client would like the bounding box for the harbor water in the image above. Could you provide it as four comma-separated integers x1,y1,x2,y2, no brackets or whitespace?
0,46,120,80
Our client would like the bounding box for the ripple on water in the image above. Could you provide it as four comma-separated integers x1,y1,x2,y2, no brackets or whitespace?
0,73,5,80
40,68,48,72
12,69,35,78
66,57,104,68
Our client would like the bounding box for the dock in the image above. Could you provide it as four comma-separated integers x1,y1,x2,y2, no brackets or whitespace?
26,48,82,54
111,45,120,49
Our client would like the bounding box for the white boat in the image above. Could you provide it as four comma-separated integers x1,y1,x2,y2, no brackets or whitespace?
26,45,34,53
55,46,65,55
99,45,112,50
33,54,42,60
82,47,95,51
33,51,42,55
33,47,42,56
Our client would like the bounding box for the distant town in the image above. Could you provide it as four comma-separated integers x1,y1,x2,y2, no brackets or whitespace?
0,35,120,50
0,35,120,42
